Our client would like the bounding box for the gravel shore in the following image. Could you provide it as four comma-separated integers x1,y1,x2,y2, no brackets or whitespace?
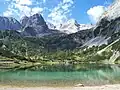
0,84,120,90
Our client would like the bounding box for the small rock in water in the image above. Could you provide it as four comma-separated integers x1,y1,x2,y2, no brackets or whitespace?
75,84,84,87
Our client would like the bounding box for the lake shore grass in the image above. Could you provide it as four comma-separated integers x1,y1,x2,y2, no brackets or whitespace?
0,84,120,90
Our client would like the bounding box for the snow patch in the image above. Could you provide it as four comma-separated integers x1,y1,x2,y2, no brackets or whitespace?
47,19,94,34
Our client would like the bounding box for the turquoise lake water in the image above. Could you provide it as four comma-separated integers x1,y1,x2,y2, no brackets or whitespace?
0,64,120,87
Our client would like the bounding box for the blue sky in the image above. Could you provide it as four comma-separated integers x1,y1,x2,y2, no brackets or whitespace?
72,0,113,23
0,0,113,24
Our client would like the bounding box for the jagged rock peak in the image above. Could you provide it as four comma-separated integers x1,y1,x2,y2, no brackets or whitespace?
30,13,46,25
21,13,62,37
21,13,47,27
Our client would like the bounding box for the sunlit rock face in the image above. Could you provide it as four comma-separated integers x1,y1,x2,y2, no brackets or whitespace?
20,16,29,28
0,17,21,30
57,19,80,34
101,0,120,20
47,19,94,34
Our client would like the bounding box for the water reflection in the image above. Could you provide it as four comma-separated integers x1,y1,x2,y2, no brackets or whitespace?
0,64,120,86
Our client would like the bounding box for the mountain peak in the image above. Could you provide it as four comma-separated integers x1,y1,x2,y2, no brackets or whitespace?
32,13,42,17
21,13,46,27
31,13,45,25
20,13,50,36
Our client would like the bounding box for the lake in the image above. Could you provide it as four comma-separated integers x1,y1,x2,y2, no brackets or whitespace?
0,64,120,87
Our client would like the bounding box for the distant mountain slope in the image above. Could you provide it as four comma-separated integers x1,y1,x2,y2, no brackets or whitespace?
0,16,21,30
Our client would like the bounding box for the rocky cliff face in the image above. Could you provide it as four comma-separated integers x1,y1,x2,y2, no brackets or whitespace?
91,0,120,46
83,17,120,47
83,0,120,47
21,13,63,37
21,13,50,36
0,17,21,30
21,14,48,29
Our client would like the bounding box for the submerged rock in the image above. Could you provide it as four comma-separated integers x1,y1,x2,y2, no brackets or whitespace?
75,84,84,87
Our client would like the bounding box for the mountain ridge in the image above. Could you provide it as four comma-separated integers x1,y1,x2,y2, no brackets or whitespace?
0,0,120,65
0,16,21,30
0,13,94,36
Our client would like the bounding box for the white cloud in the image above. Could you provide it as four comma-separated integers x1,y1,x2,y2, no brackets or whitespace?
48,0,74,25
3,0,44,18
15,5,44,18
87,6,106,23
14,0,32,5
3,0,74,24
15,4,31,18
63,0,74,4
31,7,43,15
43,0,46,3
3,10,13,17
